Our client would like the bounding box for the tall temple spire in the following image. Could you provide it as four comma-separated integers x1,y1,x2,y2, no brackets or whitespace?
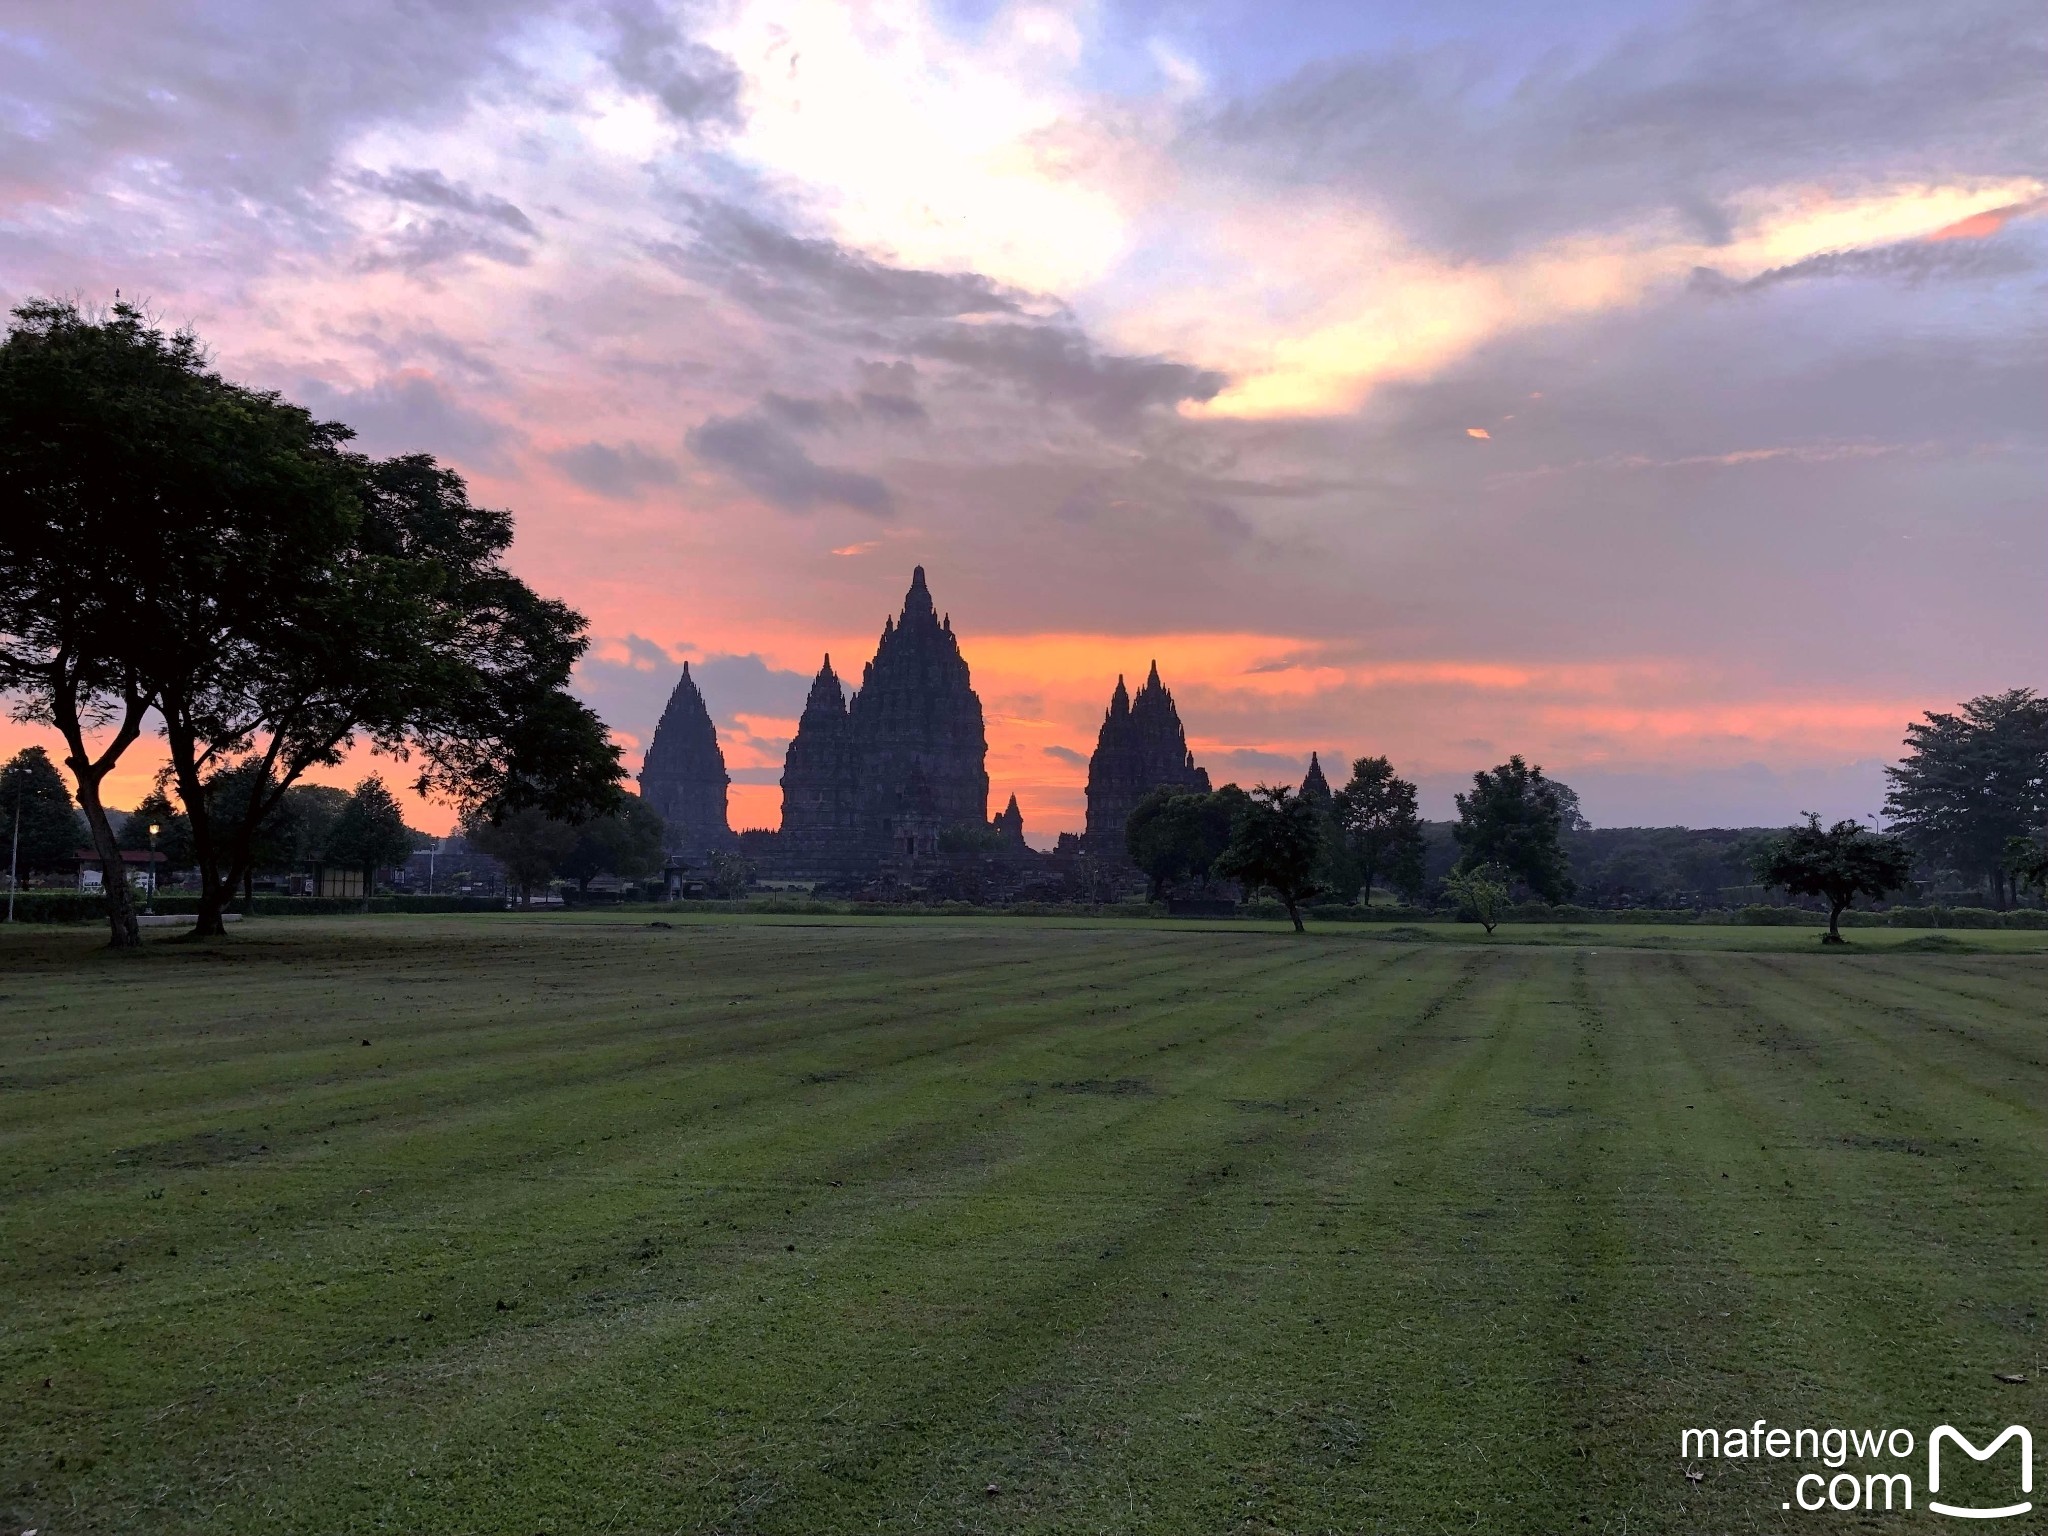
640,659,732,862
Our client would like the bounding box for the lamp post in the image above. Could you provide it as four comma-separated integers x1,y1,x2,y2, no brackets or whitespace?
5,762,22,924
145,821,160,915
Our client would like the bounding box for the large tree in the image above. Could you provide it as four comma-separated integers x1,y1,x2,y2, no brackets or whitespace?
0,299,621,940
0,301,321,945
1750,814,1915,944
1125,785,1246,902
1884,689,2048,908
1334,756,1426,906
155,450,622,936
1213,784,1325,933
1453,756,1575,903
2,746,82,883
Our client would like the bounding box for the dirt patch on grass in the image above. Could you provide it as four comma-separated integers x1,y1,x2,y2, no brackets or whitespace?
1051,1077,1151,1096
114,1130,270,1168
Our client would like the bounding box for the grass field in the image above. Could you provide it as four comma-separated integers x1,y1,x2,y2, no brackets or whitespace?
2,914,2043,1534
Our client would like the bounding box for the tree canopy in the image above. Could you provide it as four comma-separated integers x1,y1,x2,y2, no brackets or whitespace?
1334,756,1426,906
1213,784,1325,933
1125,785,1246,902
2,746,81,880
1750,814,1915,943
1453,756,1576,903
1884,689,2048,908
116,784,195,870
461,807,578,906
323,777,417,891
558,793,667,894
0,299,622,942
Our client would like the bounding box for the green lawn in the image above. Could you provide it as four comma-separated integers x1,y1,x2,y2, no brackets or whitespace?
2,915,2042,1534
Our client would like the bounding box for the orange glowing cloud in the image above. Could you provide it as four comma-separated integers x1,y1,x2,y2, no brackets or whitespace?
1924,196,2048,241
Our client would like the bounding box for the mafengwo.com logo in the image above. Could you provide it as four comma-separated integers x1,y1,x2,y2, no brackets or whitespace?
1680,1420,2033,1518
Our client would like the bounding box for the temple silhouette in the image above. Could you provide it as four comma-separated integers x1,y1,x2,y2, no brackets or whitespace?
640,567,1218,896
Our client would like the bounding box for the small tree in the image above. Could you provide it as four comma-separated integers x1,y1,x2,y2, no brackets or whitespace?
1750,814,1915,944
2,746,84,881
1453,756,1575,903
2008,833,2048,900
1334,756,1426,906
706,849,755,900
1444,862,1510,934
323,776,416,902
1213,784,1324,933
558,793,667,894
461,806,577,907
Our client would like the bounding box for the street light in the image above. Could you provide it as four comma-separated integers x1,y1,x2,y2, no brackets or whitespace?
5,761,23,925
145,821,160,915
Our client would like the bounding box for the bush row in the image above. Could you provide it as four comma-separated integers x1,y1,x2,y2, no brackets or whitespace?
8,889,2042,929
3,892,508,923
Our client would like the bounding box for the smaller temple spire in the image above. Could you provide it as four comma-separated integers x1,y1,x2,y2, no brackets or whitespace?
804,653,847,713
1301,751,1332,806
1109,674,1130,716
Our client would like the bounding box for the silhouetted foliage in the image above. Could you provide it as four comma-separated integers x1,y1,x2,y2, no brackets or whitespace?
2005,833,2048,900
116,785,195,871
0,300,281,944
323,777,416,897
1334,756,1426,905
1125,785,1247,901
1884,689,2048,908
2,746,82,879
1750,814,1915,943
559,793,667,893
1213,784,1325,933
1453,756,1575,903
461,807,578,906
0,298,622,939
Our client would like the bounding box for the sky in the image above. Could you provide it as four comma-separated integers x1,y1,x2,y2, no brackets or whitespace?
2,0,2042,842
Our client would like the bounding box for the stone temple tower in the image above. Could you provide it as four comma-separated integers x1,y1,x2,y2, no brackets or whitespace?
848,566,989,855
1084,661,1210,854
778,655,861,877
639,660,732,865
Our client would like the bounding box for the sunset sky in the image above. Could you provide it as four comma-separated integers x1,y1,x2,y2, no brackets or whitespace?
4,0,2041,842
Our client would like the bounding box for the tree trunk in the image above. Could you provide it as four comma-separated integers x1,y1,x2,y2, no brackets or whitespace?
1823,900,1847,943
72,772,141,949
162,708,230,939
1285,899,1304,934
53,683,146,950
